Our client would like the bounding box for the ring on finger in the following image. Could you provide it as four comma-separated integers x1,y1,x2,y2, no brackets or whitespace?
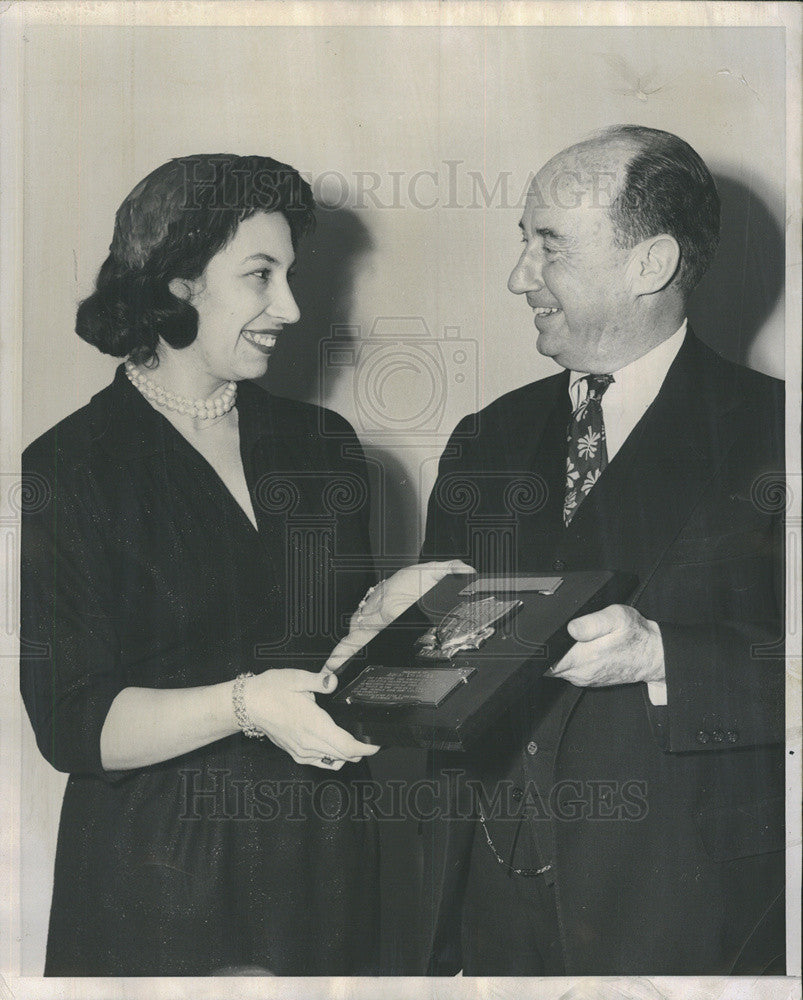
321,756,335,766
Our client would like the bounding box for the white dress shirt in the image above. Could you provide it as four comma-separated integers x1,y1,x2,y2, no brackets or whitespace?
568,319,688,704
569,320,687,462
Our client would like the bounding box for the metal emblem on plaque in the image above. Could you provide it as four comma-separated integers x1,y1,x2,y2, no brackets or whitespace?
415,596,523,660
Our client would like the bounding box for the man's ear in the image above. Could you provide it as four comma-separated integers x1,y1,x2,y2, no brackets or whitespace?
168,277,194,302
627,235,681,295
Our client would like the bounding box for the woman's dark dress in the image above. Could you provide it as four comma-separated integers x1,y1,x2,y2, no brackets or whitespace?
20,367,379,976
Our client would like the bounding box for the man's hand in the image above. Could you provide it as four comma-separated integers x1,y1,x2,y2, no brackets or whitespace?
546,604,665,687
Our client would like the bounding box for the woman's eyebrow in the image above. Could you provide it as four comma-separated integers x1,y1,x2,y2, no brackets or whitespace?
240,252,281,265
240,253,296,271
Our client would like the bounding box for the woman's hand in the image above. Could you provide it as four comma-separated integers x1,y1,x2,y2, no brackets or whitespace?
324,559,476,673
100,562,474,772
244,668,379,769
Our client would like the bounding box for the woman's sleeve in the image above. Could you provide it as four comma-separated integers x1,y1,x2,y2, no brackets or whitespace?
20,439,128,780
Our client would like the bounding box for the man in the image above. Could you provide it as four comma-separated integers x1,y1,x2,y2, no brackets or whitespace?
421,125,785,975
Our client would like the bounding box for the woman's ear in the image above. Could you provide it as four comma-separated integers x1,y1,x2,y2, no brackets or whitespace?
168,277,194,302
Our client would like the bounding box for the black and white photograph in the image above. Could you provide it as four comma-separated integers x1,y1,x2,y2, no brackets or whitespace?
0,2,800,997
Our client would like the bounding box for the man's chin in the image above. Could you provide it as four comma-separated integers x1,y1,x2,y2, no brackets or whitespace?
535,330,591,372
535,331,566,363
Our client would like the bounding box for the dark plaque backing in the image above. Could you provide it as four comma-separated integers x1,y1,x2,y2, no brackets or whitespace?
324,569,637,750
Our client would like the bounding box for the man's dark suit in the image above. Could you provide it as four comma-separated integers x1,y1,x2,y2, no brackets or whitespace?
421,332,785,975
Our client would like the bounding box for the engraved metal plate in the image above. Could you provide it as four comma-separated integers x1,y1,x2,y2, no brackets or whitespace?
415,596,523,660
341,665,476,707
460,576,564,596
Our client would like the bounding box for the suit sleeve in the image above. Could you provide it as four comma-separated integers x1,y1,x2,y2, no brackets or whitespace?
646,419,786,754
650,528,785,753
20,442,128,781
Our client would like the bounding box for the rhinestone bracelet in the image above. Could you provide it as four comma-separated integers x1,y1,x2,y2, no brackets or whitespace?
233,672,265,739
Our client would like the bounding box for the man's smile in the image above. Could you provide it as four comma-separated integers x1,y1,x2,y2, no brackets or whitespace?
525,294,562,318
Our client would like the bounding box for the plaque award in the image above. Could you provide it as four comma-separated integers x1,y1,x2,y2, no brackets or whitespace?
325,569,637,750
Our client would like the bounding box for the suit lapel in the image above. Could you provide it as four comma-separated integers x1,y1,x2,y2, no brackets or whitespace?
500,372,570,569
499,370,570,473
562,333,742,601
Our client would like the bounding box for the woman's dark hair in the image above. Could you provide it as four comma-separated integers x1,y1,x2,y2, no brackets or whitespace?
76,154,315,365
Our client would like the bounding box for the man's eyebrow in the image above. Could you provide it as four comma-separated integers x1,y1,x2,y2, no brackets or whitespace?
517,222,567,243
534,227,566,241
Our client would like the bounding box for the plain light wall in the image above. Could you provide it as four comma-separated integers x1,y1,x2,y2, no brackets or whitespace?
19,25,785,972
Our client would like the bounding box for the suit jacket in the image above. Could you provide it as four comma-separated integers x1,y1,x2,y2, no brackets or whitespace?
420,332,785,975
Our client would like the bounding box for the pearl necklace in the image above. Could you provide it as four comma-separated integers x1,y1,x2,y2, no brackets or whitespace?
125,360,237,419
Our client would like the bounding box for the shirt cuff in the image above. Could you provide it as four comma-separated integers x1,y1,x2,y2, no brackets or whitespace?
647,681,668,706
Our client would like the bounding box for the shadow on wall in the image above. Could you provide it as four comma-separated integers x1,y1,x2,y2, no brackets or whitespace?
260,205,423,567
260,206,373,404
362,446,423,568
690,173,784,367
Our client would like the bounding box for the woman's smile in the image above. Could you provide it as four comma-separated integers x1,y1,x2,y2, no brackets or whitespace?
241,328,280,352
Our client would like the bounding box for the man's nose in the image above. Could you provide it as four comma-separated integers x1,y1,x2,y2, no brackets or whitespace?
269,278,301,325
508,248,544,295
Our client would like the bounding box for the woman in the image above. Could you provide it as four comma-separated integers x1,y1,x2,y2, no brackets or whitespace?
20,154,386,976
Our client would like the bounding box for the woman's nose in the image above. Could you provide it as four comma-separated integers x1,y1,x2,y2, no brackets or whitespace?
508,249,543,295
270,279,301,325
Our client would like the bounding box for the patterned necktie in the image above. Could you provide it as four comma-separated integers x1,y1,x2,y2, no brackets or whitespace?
564,373,614,526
